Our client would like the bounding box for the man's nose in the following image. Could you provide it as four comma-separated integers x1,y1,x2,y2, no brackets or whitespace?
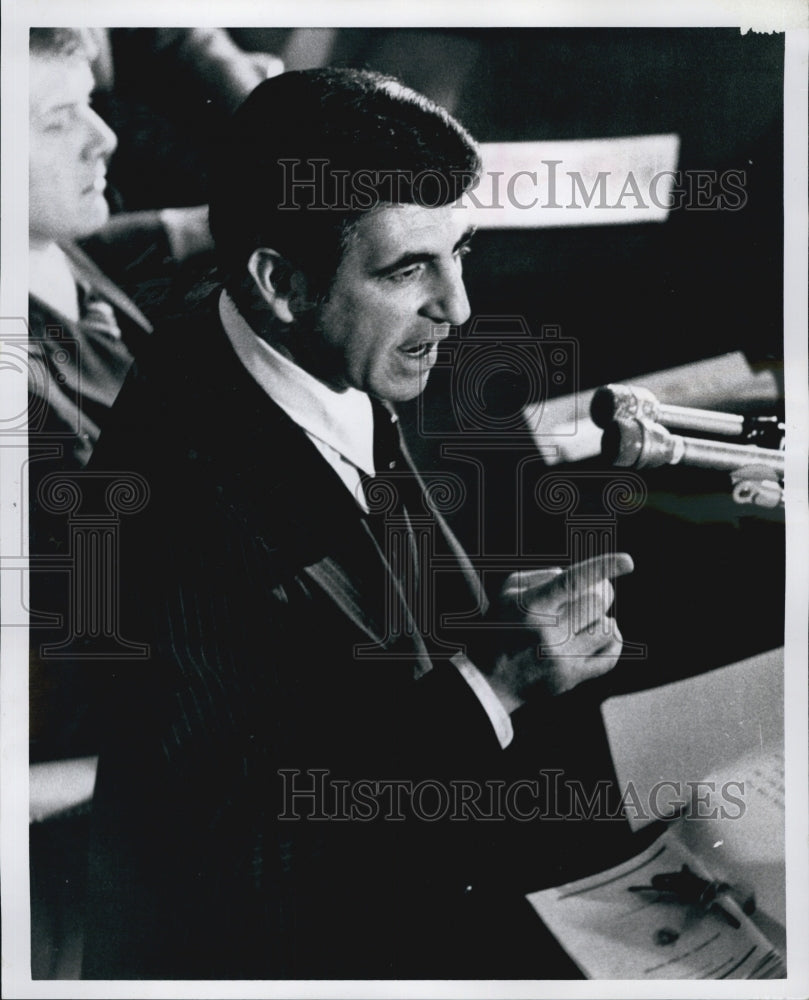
83,106,117,160
423,263,471,328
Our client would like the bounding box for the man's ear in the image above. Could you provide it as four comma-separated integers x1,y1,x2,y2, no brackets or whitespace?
246,248,313,324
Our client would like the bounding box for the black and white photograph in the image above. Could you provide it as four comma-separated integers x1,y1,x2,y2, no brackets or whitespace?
1,1,807,996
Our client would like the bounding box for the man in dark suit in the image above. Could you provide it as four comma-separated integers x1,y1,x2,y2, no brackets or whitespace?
28,28,156,764
83,67,634,979
28,29,152,468
28,27,216,474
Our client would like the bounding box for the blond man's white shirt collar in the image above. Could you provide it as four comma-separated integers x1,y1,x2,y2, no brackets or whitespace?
29,243,80,321
218,290,513,748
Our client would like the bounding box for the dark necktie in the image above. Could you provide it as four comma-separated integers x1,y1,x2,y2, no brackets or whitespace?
360,405,421,618
361,406,474,659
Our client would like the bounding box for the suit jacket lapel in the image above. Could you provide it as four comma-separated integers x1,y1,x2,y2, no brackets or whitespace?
61,241,154,335
301,552,433,677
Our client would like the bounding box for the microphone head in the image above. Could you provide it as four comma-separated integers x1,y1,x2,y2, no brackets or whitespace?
590,385,622,429
591,384,660,429
601,417,675,468
601,419,645,467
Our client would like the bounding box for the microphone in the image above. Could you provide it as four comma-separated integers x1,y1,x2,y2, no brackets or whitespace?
602,417,785,477
591,384,745,438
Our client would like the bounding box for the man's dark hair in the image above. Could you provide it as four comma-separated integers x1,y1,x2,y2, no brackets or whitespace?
29,27,91,59
208,67,482,307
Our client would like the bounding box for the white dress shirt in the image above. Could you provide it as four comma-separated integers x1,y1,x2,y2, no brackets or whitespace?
219,292,513,748
29,243,81,321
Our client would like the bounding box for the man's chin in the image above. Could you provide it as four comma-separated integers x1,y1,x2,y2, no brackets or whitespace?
373,375,431,404
78,198,111,237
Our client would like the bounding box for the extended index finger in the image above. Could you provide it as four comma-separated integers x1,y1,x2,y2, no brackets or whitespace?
530,552,634,603
559,552,634,594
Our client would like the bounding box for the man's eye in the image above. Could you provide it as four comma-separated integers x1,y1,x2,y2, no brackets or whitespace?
42,116,68,132
388,263,424,284
41,110,75,132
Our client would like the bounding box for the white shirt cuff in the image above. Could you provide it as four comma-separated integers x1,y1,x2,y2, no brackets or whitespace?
451,652,514,749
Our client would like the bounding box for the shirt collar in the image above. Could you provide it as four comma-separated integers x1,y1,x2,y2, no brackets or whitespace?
29,242,79,321
219,291,376,477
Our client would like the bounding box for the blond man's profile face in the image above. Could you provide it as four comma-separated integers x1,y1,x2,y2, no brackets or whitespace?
29,53,117,246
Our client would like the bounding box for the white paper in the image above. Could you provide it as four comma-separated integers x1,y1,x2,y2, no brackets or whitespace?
601,647,784,831
527,827,786,979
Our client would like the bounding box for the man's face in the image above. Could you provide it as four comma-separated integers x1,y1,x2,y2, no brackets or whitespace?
305,202,473,402
29,53,117,245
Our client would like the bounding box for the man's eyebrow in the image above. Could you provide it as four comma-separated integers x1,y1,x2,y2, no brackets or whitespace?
454,225,477,252
371,225,477,277
40,101,79,114
37,86,95,118
34,99,86,123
